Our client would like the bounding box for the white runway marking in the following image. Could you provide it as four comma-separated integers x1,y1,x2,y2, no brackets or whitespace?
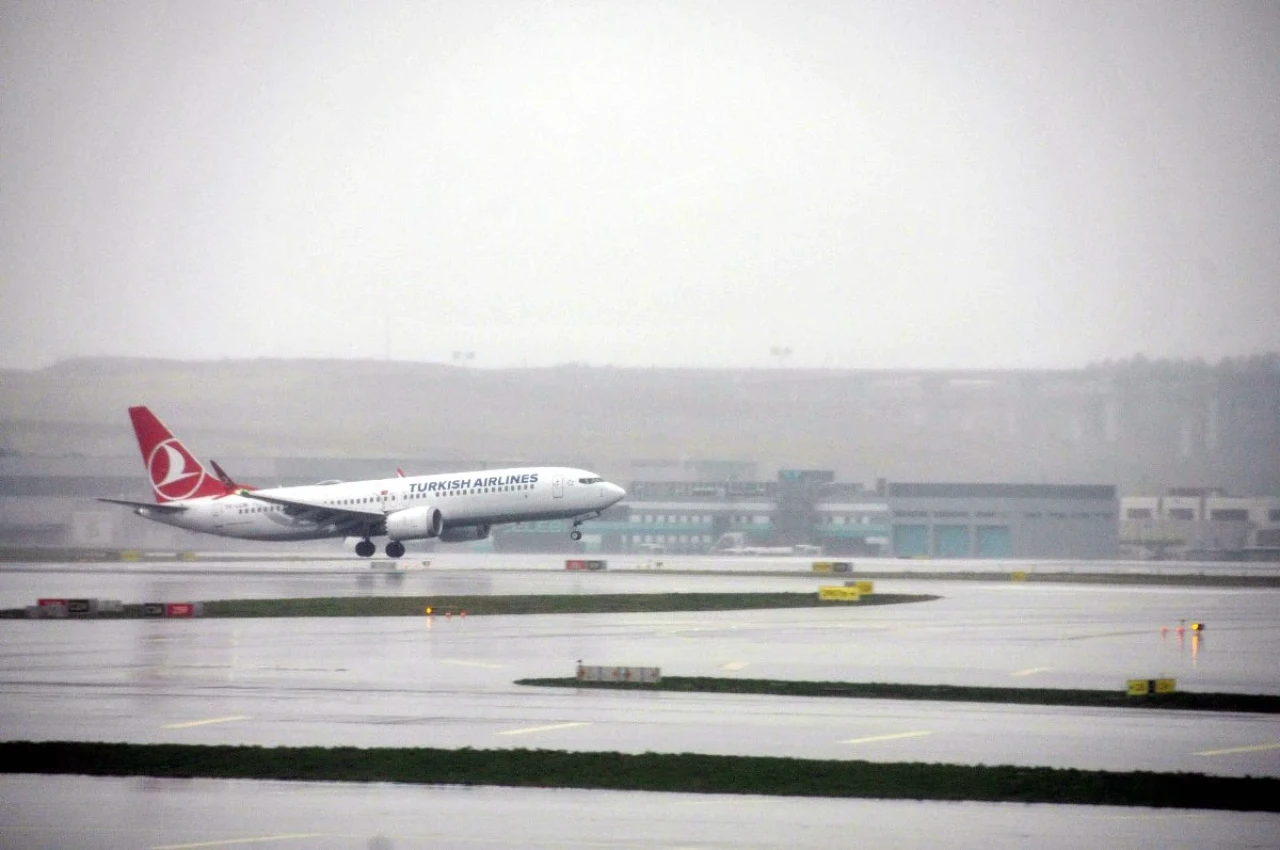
841,731,932,746
721,661,750,671
439,659,505,669
1194,742,1280,757
151,833,323,849
497,721,589,737
161,715,249,730
1010,666,1054,677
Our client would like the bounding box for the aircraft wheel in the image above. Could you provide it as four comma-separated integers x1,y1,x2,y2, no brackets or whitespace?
570,530,582,541
386,540,406,558
355,539,376,558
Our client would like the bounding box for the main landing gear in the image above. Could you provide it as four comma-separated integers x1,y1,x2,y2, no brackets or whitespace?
354,538,405,558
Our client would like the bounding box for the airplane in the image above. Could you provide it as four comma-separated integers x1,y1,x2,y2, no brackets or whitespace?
99,406,626,557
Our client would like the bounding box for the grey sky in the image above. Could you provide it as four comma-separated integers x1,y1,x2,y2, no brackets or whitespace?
2,1,1277,369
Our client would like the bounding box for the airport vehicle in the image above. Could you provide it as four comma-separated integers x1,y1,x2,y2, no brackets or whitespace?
100,406,626,557
711,532,821,556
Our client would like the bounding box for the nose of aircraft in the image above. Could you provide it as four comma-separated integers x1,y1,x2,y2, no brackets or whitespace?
604,482,626,504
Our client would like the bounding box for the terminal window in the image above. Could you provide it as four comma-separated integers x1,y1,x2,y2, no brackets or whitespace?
1210,509,1248,521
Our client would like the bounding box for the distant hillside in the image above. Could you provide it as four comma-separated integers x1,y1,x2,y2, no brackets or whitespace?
2,357,1277,493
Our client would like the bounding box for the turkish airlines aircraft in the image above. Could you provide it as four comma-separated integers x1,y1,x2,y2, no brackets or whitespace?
100,406,626,557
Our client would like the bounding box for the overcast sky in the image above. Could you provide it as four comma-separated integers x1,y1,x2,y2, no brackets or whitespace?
2,1,1277,370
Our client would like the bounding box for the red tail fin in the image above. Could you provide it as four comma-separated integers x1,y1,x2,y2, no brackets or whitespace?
127,406,229,503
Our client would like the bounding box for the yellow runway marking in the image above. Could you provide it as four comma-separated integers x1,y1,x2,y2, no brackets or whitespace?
162,715,249,730
497,721,589,737
152,833,323,849
1194,742,1280,757
842,731,932,746
439,659,505,669
721,661,750,671
1010,666,1054,677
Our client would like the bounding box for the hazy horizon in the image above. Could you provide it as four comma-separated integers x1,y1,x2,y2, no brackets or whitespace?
4,1,1278,371
4,350,1280,375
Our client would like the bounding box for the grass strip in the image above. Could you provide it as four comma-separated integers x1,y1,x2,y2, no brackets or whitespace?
516,677,1280,714
0,592,937,619
1,741,1275,811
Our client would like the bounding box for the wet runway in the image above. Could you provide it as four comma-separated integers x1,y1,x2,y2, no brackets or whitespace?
3,550,1275,609
0,555,826,609
2,558,1279,847
2,594,1278,776
4,774,1279,850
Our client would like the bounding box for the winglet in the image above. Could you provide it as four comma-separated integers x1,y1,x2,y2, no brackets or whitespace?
210,459,254,493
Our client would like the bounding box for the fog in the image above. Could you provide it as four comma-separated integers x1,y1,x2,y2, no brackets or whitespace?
3,1,1278,370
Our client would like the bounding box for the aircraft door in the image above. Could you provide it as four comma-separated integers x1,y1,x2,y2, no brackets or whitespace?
553,477,563,499
383,489,405,512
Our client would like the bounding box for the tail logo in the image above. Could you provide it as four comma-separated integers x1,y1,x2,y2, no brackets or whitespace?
147,439,207,501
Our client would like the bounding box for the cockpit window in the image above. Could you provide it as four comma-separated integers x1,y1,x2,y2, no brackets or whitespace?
578,477,603,484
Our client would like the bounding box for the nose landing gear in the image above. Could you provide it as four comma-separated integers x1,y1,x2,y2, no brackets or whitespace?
569,511,602,541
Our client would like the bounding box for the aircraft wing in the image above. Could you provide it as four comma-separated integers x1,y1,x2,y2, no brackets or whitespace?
98,497,188,514
238,490,384,534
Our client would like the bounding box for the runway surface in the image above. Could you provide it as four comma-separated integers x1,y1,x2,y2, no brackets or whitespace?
3,550,1276,609
2,557,1279,847
4,774,1279,850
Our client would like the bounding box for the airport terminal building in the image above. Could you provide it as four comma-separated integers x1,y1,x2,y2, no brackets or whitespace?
546,474,1119,559
1120,489,1280,560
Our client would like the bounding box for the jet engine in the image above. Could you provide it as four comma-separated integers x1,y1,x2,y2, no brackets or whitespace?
384,505,443,540
438,524,490,543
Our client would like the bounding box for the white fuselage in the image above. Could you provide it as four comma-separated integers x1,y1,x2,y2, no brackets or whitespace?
132,466,623,542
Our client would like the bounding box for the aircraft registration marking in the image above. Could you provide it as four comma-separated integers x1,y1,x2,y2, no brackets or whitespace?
841,731,932,746
1194,742,1280,757
151,834,323,850
497,721,589,737
161,715,250,730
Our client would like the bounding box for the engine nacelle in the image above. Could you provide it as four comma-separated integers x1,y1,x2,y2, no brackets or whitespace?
384,505,443,541
438,524,490,543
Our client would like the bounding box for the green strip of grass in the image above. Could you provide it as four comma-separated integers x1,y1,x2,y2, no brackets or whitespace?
1,741,1274,810
0,592,937,619
516,676,1280,714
